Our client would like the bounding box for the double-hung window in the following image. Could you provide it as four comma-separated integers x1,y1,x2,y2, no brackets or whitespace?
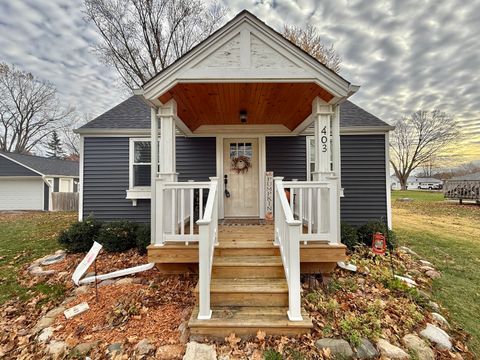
129,139,151,188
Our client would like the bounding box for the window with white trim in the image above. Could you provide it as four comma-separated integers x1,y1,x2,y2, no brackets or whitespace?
129,139,151,188
306,136,333,180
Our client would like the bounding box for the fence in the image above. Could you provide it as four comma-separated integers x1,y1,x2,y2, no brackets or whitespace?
51,192,79,211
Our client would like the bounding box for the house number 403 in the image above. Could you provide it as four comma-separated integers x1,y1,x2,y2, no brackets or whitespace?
321,126,329,153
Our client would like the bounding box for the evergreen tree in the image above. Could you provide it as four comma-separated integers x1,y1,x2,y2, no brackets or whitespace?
46,131,66,159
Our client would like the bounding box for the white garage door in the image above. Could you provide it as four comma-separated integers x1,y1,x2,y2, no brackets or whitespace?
0,178,44,210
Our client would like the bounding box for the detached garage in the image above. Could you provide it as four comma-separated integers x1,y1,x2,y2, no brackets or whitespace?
0,151,79,211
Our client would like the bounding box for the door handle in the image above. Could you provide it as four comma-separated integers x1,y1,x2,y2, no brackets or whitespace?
224,175,230,197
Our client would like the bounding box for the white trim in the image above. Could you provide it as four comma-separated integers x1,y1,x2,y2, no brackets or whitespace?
129,137,152,190
193,124,291,135
0,152,44,176
74,128,154,135
78,135,84,220
385,133,392,229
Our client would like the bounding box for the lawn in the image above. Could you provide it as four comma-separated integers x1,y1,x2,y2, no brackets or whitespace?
392,190,480,355
0,211,76,304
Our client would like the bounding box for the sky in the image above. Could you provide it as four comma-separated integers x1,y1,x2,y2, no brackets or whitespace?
0,0,479,164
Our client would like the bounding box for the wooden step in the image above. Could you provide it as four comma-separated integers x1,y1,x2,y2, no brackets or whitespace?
188,306,313,338
212,255,284,279
216,242,279,256
195,278,288,306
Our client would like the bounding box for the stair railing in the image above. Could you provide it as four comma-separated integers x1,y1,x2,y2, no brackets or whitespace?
274,177,303,321
196,177,219,319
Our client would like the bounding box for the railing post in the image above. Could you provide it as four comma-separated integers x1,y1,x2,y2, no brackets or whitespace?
328,178,339,244
287,220,303,321
273,177,284,246
155,179,164,245
197,223,211,319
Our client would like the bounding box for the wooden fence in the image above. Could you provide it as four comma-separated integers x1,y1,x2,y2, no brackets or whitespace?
444,180,480,202
51,192,79,212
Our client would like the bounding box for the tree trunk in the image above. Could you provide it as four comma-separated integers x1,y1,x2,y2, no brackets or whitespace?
400,178,408,190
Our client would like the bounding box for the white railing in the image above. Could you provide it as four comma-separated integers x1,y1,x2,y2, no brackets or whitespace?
274,177,303,321
155,179,212,245
196,177,219,319
282,178,339,244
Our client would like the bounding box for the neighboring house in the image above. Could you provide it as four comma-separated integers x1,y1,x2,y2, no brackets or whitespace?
0,151,79,211
391,176,442,190
75,10,394,334
444,171,480,202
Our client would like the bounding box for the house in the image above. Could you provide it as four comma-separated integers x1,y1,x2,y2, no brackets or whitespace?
76,10,394,336
390,176,442,190
444,171,480,203
0,151,79,211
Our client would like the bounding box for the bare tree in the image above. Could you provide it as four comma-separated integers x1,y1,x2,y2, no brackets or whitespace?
0,62,74,154
283,25,341,73
390,110,461,190
84,0,228,89
61,112,92,157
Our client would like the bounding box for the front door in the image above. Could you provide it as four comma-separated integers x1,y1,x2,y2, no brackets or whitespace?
223,138,259,217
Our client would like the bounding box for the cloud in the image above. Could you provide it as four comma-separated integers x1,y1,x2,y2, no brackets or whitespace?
0,0,479,161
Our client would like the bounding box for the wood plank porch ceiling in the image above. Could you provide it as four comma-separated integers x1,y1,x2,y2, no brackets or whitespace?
158,83,333,131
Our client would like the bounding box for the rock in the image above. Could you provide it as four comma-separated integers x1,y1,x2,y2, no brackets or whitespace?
33,316,55,333
73,341,98,355
74,285,90,295
403,334,434,360
399,246,418,257
315,338,354,358
178,321,190,343
428,301,440,312
30,266,55,277
57,271,69,279
432,312,449,327
98,279,116,287
419,260,433,266
376,339,410,359
108,343,123,354
37,327,53,342
61,296,76,306
395,275,417,287
116,277,135,285
41,253,66,266
356,338,378,359
156,344,185,359
85,272,96,278
183,341,216,360
420,323,452,350
55,249,66,255
397,198,413,202
417,290,431,300
425,270,441,279
46,340,67,359
45,306,66,319
135,339,155,355
420,266,436,272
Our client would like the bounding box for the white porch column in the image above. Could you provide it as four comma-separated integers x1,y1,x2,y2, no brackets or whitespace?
156,100,178,242
151,107,159,244
311,97,338,240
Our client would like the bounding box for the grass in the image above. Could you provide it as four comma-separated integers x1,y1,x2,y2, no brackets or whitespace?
392,190,480,355
0,211,76,304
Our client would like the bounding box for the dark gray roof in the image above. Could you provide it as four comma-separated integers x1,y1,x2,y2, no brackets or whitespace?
79,95,391,130
450,172,480,181
0,151,79,176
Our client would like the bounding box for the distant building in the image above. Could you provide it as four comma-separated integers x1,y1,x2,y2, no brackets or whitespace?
391,176,442,190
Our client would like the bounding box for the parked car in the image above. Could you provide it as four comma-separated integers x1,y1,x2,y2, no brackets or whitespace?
418,183,442,190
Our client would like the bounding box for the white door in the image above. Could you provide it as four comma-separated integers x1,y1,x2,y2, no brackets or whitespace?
59,178,72,192
223,138,259,217
0,178,44,210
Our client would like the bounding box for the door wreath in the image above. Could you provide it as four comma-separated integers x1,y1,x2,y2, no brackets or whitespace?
231,155,252,174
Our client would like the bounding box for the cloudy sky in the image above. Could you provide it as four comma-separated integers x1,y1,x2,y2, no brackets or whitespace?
0,0,479,163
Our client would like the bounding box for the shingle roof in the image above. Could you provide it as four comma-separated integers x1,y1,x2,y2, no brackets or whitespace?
450,172,480,181
79,96,392,131
0,151,79,176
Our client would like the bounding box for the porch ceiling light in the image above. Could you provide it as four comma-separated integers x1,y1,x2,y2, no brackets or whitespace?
239,110,248,123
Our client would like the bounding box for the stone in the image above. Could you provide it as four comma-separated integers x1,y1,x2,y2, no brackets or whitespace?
155,344,185,359
73,341,98,355
45,306,66,319
356,338,378,359
37,327,54,342
417,290,431,300
135,339,155,355
183,341,216,360
431,312,449,327
419,260,433,266
425,270,441,279
74,285,90,295
116,277,135,285
376,339,410,359
85,272,96,278
33,316,55,333
108,343,123,354
399,246,418,257
402,334,435,360
61,296,76,306
41,253,66,266
315,338,354,359
46,340,67,359
397,198,413,202
428,301,440,312
178,321,190,343
55,249,66,255
420,266,435,272
420,323,452,350
395,275,417,287
98,279,116,287
30,266,55,277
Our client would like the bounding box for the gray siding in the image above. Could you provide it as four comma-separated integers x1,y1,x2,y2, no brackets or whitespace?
53,178,59,192
0,155,39,176
266,137,307,181
43,183,49,211
340,134,387,226
82,136,216,222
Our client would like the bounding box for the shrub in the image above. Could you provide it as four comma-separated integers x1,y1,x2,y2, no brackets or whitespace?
341,222,359,251
357,220,397,250
263,349,283,360
97,220,137,253
57,215,102,253
135,223,151,255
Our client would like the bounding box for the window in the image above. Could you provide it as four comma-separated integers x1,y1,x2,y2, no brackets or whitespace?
129,139,151,188
306,136,333,180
